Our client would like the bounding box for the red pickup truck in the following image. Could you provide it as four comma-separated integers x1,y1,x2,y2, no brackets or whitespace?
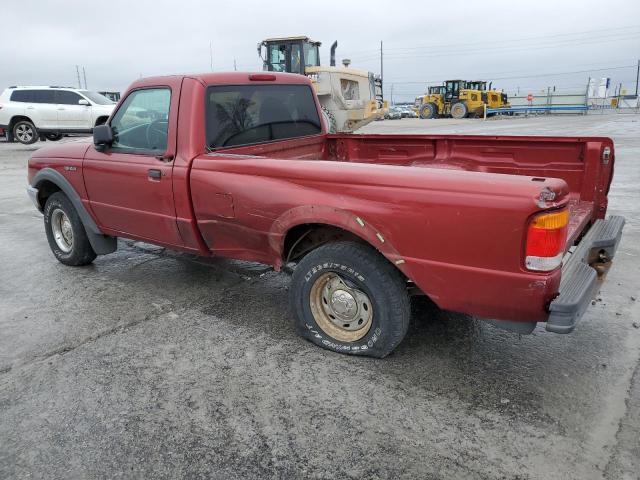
27,72,625,357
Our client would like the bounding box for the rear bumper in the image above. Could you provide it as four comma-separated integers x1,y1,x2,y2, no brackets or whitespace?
546,215,625,333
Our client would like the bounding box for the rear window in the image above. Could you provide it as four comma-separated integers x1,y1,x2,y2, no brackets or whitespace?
10,89,56,103
205,84,322,150
10,90,35,102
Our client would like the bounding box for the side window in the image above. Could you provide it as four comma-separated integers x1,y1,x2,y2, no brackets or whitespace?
34,90,56,104
56,90,83,105
109,88,171,153
10,90,35,102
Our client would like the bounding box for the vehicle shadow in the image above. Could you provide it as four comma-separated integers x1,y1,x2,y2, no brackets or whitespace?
100,248,603,426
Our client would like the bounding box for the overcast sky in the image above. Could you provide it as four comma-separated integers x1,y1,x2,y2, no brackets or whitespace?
1,0,638,102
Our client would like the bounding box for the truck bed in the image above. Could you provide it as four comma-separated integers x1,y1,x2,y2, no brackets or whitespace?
218,133,615,247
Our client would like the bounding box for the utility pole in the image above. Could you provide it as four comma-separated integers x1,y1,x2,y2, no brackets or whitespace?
390,83,394,105
75,65,81,89
209,42,214,71
635,59,639,97
618,82,622,109
233,58,237,71
82,67,87,89
380,41,383,101
583,77,591,115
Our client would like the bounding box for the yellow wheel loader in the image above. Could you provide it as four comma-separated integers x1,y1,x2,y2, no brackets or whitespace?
445,80,485,118
414,85,445,119
414,80,485,119
258,36,385,132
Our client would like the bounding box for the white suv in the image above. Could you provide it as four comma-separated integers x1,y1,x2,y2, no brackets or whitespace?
0,86,116,144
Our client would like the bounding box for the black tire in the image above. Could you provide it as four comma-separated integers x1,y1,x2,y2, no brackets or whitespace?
420,103,437,119
13,120,38,145
450,101,468,119
44,192,97,266
290,241,410,358
95,116,108,127
320,105,337,133
45,133,63,141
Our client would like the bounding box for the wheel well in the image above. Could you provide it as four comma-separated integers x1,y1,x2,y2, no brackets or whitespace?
283,224,365,263
9,115,34,130
36,180,61,209
95,116,109,126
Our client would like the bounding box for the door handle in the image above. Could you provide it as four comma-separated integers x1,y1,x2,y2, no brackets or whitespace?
57,108,65,111
148,169,162,180
26,106,35,110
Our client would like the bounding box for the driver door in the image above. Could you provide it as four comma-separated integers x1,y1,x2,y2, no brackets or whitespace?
83,82,183,246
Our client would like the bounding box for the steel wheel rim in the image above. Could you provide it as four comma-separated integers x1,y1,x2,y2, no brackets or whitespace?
51,209,73,253
309,272,373,342
16,124,33,142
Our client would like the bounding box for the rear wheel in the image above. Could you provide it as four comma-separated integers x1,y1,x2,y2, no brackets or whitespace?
44,192,96,266
290,241,410,358
45,133,63,141
13,120,38,144
450,102,468,119
419,103,437,119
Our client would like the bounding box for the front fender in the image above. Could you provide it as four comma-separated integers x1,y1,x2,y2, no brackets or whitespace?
30,168,117,255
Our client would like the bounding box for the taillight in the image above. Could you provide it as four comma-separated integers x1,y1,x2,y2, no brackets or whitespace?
525,209,569,271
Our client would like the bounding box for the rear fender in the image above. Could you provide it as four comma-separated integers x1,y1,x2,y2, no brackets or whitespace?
270,205,407,272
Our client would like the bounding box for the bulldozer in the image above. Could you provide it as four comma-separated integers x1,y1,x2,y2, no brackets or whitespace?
258,36,385,132
414,80,485,119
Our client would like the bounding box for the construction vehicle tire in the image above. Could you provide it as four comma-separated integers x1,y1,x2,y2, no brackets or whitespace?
451,102,468,119
321,105,337,133
419,103,437,119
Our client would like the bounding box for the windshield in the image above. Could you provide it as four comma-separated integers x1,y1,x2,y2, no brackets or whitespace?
79,90,115,105
205,84,322,149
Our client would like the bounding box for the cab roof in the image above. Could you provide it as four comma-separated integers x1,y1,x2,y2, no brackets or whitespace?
261,36,321,45
126,71,315,90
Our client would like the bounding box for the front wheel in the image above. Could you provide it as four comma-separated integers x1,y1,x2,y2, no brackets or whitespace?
44,192,96,266
13,120,38,144
419,103,437,119
290,241,410,358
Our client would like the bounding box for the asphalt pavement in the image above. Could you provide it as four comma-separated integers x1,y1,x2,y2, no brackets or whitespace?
1,113,639,479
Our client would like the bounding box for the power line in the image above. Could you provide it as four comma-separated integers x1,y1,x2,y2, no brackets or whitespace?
339,25,640,58
350,33,640,63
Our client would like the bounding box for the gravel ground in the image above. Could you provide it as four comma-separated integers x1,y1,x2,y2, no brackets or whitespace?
1,113,639,479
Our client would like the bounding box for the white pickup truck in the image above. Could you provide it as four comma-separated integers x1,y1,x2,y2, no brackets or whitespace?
0,86,115,144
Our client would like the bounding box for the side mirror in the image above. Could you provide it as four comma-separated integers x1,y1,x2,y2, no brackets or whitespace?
78,99,90,106
93,124,113,151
